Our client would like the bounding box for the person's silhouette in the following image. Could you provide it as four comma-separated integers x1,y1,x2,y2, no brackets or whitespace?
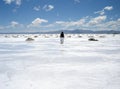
60,32,64,44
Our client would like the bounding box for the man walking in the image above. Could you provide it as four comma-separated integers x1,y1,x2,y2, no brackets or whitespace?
60,32,64,44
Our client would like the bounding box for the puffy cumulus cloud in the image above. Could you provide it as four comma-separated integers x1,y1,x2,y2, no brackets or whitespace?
3,0,12,4
37,16,120,31
104,6,113,11
94,6,113,15
28,18,48,27
10,21,22,27
53,15,120,31
32,18,48,25
84,17,120,31
43,5,54,11
99,18,120,30
3,0,21,6
33,5,40,11
88,15,107,25
2,16,119,31
34,5,54,12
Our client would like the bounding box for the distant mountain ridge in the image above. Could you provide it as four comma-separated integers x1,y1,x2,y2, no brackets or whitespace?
0,29,120,34
43,29,120,34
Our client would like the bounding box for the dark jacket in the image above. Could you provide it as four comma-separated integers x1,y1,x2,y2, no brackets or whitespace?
60,32,64,38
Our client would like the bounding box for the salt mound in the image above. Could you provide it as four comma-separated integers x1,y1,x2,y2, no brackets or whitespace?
88,38,98,41
26,38,34,41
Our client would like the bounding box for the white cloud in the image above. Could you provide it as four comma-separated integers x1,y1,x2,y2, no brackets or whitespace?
54,18,86,30
34,5,54,12
100,18,120,30
51,16,112,30
94,6,113,15
88,15,107,25
3,21,23,29
104,6,113,11
32,18,48,25
56,18,85,27
11,21,19,27
28,18,48,27
2,16,119,31
94,10,105,15
3,0,21,5
0,21,24,31
16,0,21,5
74,0,80,3
56,21,65,24
43,5,54,11
3,0,12,4
33,5,40,11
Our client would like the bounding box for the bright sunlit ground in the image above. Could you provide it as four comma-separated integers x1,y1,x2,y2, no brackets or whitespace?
0,34,120,89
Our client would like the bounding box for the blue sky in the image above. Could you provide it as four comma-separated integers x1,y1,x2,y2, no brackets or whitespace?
0,0,120,32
